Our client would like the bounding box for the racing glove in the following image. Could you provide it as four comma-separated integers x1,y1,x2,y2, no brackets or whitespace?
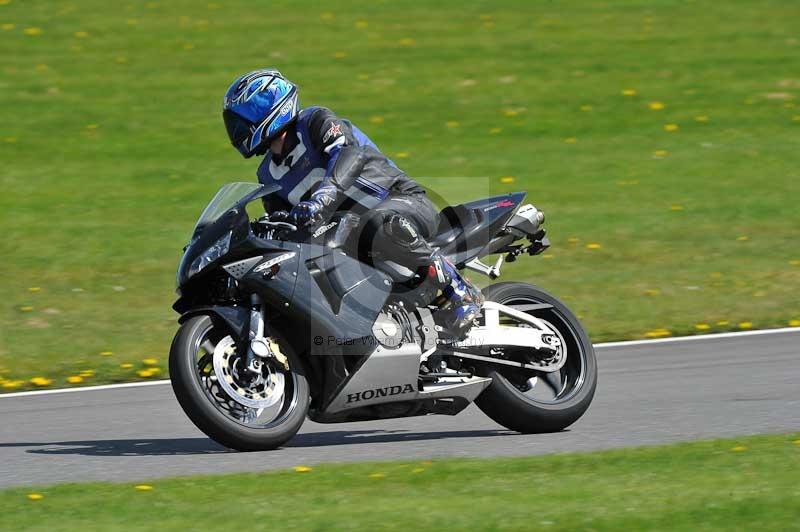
290,184,338,226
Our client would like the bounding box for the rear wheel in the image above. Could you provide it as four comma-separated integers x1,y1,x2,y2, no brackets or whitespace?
474,282,597,433
169,315,309,451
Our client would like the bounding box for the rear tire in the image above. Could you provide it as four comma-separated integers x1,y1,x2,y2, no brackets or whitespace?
170,315,310,451
474,282,597,433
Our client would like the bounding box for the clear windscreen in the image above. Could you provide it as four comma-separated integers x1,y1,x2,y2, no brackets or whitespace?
192,182,278,235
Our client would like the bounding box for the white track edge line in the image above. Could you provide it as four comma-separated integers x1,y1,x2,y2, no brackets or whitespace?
593,326,799,348
2,327,798,399
0,379,170,398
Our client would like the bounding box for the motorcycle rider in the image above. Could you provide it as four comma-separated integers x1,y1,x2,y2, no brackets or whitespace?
222,69,482,335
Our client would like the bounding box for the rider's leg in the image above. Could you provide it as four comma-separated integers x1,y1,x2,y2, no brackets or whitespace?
361,193,482,334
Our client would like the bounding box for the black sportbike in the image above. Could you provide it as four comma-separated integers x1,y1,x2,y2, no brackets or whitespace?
170,183,597,450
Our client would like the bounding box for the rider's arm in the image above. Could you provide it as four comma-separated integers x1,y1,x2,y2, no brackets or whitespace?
301,108,369,217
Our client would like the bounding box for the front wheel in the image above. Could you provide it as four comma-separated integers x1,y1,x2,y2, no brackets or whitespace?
474,282,597,433
169,315,310,451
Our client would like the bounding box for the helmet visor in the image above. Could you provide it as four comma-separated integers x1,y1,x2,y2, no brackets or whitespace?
223,109,254,155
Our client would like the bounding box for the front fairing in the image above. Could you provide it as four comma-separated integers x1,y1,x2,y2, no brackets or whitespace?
176,183,279,290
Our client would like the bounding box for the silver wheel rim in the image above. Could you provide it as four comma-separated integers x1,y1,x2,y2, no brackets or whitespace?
191,321,300,428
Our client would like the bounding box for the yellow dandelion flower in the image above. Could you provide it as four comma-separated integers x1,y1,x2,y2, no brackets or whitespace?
654,149,668,158
4,137,17,143
489,127,502,134
621,88,637,96
393,152,409,159
644,289,661,296
580,104,593,111
793,439,800,445
20,306,34,312
74,31,89,38
137,369,154,378
790,260,800,266
648,101,665,110
369,115,384,124
30,377,52,387
67,375,83,384
320,12,334,21
368,472,386,479
27,493,44,501
694,115,709,122
644,329,671,338
79,370,94,377
503,109,519,117
792,116,800,122
294,466,312,472
499,176,515,184
332,51,347,59
398,38,416,46
567,237,580,244
134,485,154,491
1,23,15,31
99,351,113,356
143,358,158,366
446,120,460,128
564,137,577,144
585,243,601,250
28,287,41,292
663,124,679,132
788,319,800,327
736,235,748,241
670,204,684,211
738,321,753,330
695,323,710,331
355,20,368,29
411,467,425,473
716,320,729,326
120,363,134,369
731,445,747,452
2,380,23,389
23,27,43,36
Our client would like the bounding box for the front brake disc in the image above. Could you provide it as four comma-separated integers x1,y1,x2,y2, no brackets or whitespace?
212,336,286,409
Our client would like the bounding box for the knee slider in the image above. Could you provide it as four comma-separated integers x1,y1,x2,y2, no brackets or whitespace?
384,214,421,248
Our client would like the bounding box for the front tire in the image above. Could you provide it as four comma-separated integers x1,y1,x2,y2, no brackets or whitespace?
170,315,310,451
475,282,597,433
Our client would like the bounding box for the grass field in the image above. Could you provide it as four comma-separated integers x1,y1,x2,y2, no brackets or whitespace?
2,0,800,390
2,432,799,531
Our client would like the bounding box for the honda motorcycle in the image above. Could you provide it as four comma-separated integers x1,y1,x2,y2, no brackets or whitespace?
170,182,597,451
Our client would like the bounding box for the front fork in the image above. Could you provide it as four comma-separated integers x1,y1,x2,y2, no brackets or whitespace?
243,295,269,374
242,295,288,374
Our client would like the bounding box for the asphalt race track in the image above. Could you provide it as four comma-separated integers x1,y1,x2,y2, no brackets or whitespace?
1,330,798,488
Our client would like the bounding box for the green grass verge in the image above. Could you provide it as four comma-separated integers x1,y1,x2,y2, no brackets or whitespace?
3,433,799,531
2,0,800,390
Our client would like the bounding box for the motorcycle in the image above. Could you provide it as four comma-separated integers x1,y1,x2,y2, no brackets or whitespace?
170,182,597,451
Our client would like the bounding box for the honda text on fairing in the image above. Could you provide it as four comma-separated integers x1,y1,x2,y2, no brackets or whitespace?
170,183,597,451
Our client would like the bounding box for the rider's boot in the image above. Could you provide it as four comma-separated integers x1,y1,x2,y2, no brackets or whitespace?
430,253,483,337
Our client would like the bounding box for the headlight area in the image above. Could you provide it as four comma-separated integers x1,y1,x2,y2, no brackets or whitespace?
188,230,233,279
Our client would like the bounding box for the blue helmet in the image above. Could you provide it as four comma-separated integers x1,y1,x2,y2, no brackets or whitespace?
223,69,299,158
